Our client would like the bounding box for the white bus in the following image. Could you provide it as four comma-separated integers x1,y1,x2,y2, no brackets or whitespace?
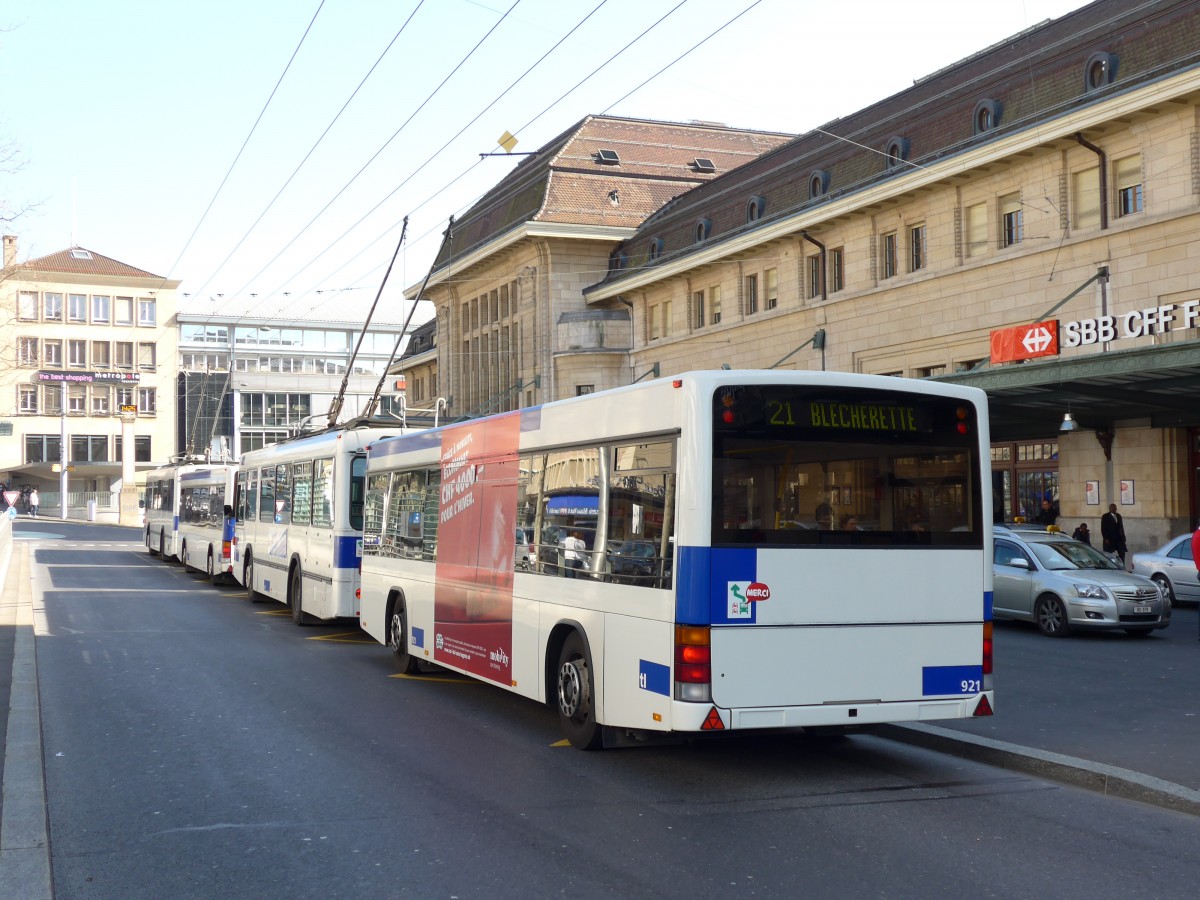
233,426,401,624
359,371,994,749
145,462,238,577
178,465,239,583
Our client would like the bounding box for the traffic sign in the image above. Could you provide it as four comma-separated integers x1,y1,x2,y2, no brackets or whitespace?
3,490,18,507
990,320,1060,363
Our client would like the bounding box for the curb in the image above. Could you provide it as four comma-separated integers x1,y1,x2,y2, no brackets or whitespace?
0,541,53,899
875,722,1200,817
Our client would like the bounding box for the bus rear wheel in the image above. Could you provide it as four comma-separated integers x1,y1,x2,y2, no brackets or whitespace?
389,598,420,674
147,528,158,556
206,549,218,584
180,541,190,571
556,632,603,750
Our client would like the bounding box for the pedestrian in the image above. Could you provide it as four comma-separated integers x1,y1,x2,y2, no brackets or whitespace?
562,530,586,578
839,513,859,531
815,501,834,530
1037,498,1058,526
1071,522,1091,545
28,488,40,518
1100,503,1127,565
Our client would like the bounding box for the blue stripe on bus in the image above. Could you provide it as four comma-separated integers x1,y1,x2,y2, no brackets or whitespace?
922,664,983,696
333,535,362,568
173,515,179,530
639,660,670,696
984,590,993,622
675,546,758,626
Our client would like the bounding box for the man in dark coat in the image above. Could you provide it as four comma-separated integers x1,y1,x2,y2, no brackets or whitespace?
1100,504,1127,564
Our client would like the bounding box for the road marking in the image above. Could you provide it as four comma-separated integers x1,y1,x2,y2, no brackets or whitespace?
306,632,372,644
388,673,480,684
256,609,291,617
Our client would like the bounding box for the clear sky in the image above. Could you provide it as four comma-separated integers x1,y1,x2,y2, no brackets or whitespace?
1,0,1093,326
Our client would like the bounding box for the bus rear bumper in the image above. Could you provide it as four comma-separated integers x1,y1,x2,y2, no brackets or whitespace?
670,693,994,732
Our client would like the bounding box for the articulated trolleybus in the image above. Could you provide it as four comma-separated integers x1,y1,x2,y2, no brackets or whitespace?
145,461,238,581
359,370,994,749
233,425,400,624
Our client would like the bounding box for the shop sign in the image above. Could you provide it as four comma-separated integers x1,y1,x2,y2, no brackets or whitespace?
37,370,142,384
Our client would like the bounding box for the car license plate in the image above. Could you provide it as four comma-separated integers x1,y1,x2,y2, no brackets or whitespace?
1133,605,1152,613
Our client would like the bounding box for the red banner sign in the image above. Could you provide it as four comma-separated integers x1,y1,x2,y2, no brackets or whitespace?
990,321,1059,363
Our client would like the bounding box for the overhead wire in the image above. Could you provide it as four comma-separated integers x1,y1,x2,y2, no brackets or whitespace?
187,0,428,306
210,0,528,318
244,0,612,321
279,0,697,312
164,0,327,287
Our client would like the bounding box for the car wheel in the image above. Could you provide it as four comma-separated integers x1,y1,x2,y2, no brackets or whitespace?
1150,574,1175,608
1034,594,1070,637
388,597,420,674
556,632,603,750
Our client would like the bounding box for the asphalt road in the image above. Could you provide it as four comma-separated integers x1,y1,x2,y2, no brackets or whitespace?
4,519,1200,898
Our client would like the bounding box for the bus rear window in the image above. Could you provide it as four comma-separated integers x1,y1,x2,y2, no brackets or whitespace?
712,385,982,547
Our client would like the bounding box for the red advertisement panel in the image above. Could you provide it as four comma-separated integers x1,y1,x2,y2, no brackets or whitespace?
990,321,1059,363
434,413,520,684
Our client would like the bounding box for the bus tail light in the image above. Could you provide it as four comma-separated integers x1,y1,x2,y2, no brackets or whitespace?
222,539,232,559
674,625,711,702
982,621,993,677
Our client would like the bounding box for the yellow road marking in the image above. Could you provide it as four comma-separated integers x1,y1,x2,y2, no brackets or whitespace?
550,739,571,748
306,632,372,644
388,673,479,684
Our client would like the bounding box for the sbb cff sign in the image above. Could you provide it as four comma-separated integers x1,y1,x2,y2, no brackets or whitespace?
990,321,1059,363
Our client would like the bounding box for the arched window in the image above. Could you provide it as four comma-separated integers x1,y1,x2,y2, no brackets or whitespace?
746,196,767,223
648,238,664,261
695,218,712,243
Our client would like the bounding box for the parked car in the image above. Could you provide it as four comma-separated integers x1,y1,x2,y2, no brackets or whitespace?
1130,534,1200,606
992,526,1169,637
608,539,672,587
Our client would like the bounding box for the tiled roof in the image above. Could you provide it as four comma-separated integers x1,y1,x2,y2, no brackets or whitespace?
433,115,792,270
594,0,1200,289
13,246,165,279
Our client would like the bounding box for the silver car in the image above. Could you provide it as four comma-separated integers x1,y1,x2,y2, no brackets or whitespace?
993,526,1169,637
1130,534,1200,606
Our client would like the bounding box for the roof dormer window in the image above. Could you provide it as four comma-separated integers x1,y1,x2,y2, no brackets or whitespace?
973,99,1002,134
883,136,910,171
1084,51,1118,91
595,149,620,165
695,218,712,243
692,157,716,173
